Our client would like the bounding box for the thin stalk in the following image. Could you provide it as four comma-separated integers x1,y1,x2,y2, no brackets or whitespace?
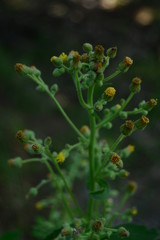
95,134,124,179
22,158,41,164
106,193,129,227
44,160,73,220
47,151,83,216
74,70,91,110
97,92,135,129
87,84,96,221
27,74,86,142
104,70,120,83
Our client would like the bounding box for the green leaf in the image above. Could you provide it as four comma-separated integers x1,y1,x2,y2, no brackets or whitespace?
0,231,21,240
89,187,109,200
96,178,109,188
43,228,62,240
109,224,160,240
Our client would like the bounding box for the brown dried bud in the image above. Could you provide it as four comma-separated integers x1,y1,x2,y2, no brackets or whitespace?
120,120,135,136
92,220,103,232
110,153,121,165
135,115,149,130
127,181,137,194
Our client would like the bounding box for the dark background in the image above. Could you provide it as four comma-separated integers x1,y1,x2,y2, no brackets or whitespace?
0,0,160,239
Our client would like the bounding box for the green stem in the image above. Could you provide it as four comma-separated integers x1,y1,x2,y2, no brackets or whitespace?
95,134,124,179
87,84,96,221
27,74,86,142
97,92,135,129
22,158,42,164
104,70,120,83
74,70,91,110
44,160,73,220
127,108,144,115
106,193,129,227
46,151,83,216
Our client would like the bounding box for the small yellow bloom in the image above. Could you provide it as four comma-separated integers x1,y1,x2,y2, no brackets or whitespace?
80,125,90,134
56,152,65,164
35,202,43,210
127,145,135,153
105,87,116,97
50,56,57,63
130,207,138,216
59,52,67,62
124,56,133,66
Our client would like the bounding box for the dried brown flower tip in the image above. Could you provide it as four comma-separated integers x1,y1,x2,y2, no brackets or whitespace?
110,153,121,165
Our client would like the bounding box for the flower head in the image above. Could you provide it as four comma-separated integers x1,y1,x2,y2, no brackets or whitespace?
110,153,121,165
56,152,66,164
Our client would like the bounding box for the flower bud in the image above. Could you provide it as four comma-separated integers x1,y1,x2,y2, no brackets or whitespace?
56,152,66,164
51,84,59,95
94,45,105,60
61,227,71,236
127,181,137,194
35,201,43,210
44,136,52,147
32,143,41,153
50,56,63,66
130,207,138,216
120,120,134,136
130,77,142,93
119,169,130,178
110,153,121,165
135,115,149,130
118,227,130,237
16,130,25,143
92,220,103,232
118,56,133,73
80,125,90,137
105,122,112,129
52,68,65,77
59,52,68,63
29,187,38,197
8,157,23,168
143,98,157,111
104,87,116,101
81,53,89,63
82,43,93,52
120,111,128,119
107,47,117,58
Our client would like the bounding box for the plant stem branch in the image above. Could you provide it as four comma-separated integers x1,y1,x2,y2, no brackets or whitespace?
97,92,135,129
44,160,73,220
87,84,96,221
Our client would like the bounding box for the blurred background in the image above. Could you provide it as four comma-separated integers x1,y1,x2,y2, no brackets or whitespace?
0,0,160,239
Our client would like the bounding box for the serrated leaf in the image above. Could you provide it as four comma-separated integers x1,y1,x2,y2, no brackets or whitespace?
109,224,160,240
43,228,62,240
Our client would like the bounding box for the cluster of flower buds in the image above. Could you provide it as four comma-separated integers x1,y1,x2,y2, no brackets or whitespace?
50,43,134,90
15,63,41,77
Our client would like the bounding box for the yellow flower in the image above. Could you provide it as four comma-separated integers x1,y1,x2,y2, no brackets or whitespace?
124,56,133,66
35,202,43,210
105,87,116,97
50,56,57,63
130,207,138,216
59,52,67,62
56,152,65,164
80,125,90,134
127,145,135,153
